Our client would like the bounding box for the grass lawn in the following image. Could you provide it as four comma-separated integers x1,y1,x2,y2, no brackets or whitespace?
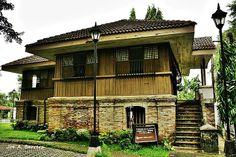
105,144,169,157
0,123,42,140
124,146,170,157
0,123,170,156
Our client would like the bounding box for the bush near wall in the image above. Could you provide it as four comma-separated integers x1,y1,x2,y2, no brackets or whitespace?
40,128,91,142
12,120,47,132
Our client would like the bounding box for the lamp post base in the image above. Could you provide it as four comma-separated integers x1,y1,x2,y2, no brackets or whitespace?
89,134,100,147
224,140,236,157
87,146,101,157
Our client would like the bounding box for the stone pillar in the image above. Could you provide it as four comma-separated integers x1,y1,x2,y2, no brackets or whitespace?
200,124,218,153
157,96,176,141
15,100,25,120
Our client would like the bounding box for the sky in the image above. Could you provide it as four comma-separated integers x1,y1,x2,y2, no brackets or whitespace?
0,0,232,93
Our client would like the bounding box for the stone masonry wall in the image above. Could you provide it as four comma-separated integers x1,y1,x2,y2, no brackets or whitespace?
15,100,48,124
15,101,24,120
48,95,176,141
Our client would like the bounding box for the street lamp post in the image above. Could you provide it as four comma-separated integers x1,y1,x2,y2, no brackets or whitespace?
212,3,230,140
89,22,101,147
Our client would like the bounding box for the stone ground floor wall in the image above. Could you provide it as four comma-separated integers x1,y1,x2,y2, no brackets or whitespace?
48,95,176,141
15,100,48,124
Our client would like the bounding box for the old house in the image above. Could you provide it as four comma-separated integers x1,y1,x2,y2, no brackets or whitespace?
2,19,216,149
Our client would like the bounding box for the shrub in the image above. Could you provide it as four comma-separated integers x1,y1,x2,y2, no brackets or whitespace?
76,129,91,141
11,120,47,131
95,143,112,157
40,128,91,142
162,138,174,151
99,130,134,150
53,128,78,141
12,120,29,130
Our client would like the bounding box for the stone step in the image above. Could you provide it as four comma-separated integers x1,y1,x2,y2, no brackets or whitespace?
177,106,200,109
177,111,201,115
174,141,200,148
177,100,200,105
176,122,200,127
176,131,200,136
175,136,200,142
176,126,199,131
177,115,201,119
177,108,201,112
176,119,201,124
173,146,201,152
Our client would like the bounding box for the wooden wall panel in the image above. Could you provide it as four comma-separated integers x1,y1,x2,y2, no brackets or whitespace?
53,43,174,97
54,75,172,97
21,88,54,100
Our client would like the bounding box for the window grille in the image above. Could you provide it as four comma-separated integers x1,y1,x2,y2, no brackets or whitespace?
116,49,129,62
62,55,73,66
86,53,98,64
144,46,158,59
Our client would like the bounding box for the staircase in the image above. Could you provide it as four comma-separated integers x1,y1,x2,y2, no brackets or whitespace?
174,100,202,150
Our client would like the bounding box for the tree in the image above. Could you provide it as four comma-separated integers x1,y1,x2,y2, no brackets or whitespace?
227,0,236,36
7,89,19,107
0,92,7,106
213,0,236,139
129,8,136,20
0,0,23,44
145,4,163,20
177,76,200,100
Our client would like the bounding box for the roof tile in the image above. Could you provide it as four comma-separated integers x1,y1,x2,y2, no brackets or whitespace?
27,19,196,46
193,37,215,50
2,55,48,67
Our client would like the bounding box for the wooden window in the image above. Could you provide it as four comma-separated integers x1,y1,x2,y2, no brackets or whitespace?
74,53,86,77
126,106,145,128
63,55,74,66
32,75,38,88
116,49,129,62
86,52,97,64
144,46,158,59
62,54,74,78
22,69,54,89
129,47,144,73
62,52,96,77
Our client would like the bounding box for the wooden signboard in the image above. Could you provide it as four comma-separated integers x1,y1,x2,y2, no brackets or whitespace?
133,124,158,144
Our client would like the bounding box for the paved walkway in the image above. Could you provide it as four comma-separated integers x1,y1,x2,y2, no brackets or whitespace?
0,143,86,157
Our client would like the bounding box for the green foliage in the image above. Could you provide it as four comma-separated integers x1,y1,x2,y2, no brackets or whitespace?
0,123,42,140
99,130,132,146
177,76,200,100
145,4,163,20
0,0,23,43
0,92,8,106
228,0,236,37
95,144,112,157
129,8,136,20
215,39,236,125
162,138,174,151
12,120,47,131
124,145,169,157
53,128,78,141
76,129,91,141
40,128,91,142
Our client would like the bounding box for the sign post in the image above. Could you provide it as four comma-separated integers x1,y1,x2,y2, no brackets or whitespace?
133,123,158,144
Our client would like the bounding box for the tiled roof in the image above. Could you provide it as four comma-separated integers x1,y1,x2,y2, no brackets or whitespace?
3,36,215,67
27,19,196,46
193,37,215,50
2,55,49,67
